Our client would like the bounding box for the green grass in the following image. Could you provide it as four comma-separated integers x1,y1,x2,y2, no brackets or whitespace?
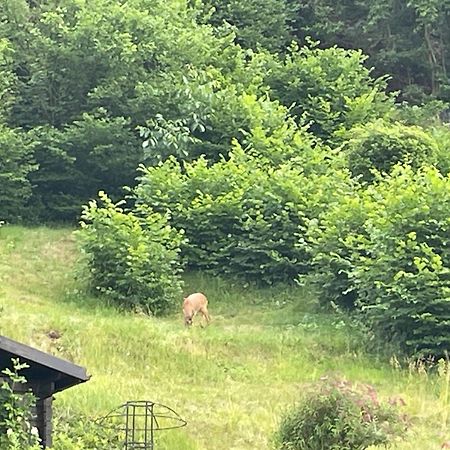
0,225,449,449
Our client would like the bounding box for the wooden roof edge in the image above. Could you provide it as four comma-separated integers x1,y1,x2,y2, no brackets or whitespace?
0,335,89,383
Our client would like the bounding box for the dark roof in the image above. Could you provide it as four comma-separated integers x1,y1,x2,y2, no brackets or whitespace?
0,335,89,395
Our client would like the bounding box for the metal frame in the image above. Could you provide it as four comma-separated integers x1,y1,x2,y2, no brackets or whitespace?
100,400,187,449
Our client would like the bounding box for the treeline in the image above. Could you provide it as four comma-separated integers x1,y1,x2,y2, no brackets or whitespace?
203,0,450,105
1,0,449,222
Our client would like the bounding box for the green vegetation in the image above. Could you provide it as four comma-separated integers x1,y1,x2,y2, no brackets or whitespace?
78,191,184,314
131,150,351,285
1,0,450,447
308,165,450,358
343,120,439,182
1,0,448,223
1,226,450,449
0,360,41,450
275,377,407,450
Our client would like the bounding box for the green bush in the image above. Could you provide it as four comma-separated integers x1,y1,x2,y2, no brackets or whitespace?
0,359,41,450
343,120,438,182
139,73,317,166
274,377,406,450
134,149,352,285
265,43,393,141
202,0,296,52
309,165,450,357
27,112,142,222
353,166,450,358
51,414,120,450
432,125,450,176
78,191,184,315
0,38,16,121
306,186,370,309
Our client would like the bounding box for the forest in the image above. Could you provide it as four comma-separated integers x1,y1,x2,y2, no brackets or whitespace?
0,0,450,449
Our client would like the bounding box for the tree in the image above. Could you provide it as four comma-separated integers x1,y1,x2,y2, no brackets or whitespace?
201,0,297,52
291,0,450,103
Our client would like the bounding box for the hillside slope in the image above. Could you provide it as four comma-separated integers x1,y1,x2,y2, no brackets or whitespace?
0,226,448,449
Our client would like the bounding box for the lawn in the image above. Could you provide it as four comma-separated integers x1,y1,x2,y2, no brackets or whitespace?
0,225,448,449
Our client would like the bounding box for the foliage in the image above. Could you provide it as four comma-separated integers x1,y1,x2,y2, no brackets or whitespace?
51,415,120,450
133,149,352,285
432,125,450,175
201,0,296,52
343,120,439,182
0,0,251,221
353,166,450,358
293,0,450,104
0,37,16,122
0,359,41,450
274,377,407,450
78,191,184,314
392,100,449,127
0,125,36,222
25,112,141,222
264,42,393,141
309,165,450,358
137,67,319,165
305,185,368,310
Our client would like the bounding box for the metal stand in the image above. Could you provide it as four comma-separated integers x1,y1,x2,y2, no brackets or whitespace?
100,400,187,449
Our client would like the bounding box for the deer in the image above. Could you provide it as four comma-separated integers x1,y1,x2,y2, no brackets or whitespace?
183,292,210,327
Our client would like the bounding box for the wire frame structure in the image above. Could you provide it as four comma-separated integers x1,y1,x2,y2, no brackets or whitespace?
99,400,187,449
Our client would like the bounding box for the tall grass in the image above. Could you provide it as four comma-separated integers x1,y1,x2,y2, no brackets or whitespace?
0,225,449,449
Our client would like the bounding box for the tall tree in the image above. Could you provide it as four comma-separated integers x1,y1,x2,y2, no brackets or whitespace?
291,0,450,103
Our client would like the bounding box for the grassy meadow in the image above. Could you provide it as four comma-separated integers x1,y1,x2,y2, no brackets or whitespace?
0,225,449,449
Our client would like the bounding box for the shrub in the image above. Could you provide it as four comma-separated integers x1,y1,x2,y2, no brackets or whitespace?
353,166,450,358
139,73,317,166
202,0,296,52
305,186,371,309
27,112,142,222
309,165,450,357
343,120,438,182
0,359,41,450
274,377,406,450
432,125,450,176
51,414,120,450
78,191,184,315
134,150,352,285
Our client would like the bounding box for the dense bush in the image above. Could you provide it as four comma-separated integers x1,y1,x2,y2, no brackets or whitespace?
0,37,16,121
78,191,184,315
0,0,255,221
26,113,142,222
432,126,450,176
202,0,296,52
305,187,369,309
343,120,439,182
309,165,450,357
353,166,450,358
133,149,352,285
274,377,406,450
0,359,41,450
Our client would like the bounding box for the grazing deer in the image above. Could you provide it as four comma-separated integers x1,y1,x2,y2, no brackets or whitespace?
183,292,210,327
